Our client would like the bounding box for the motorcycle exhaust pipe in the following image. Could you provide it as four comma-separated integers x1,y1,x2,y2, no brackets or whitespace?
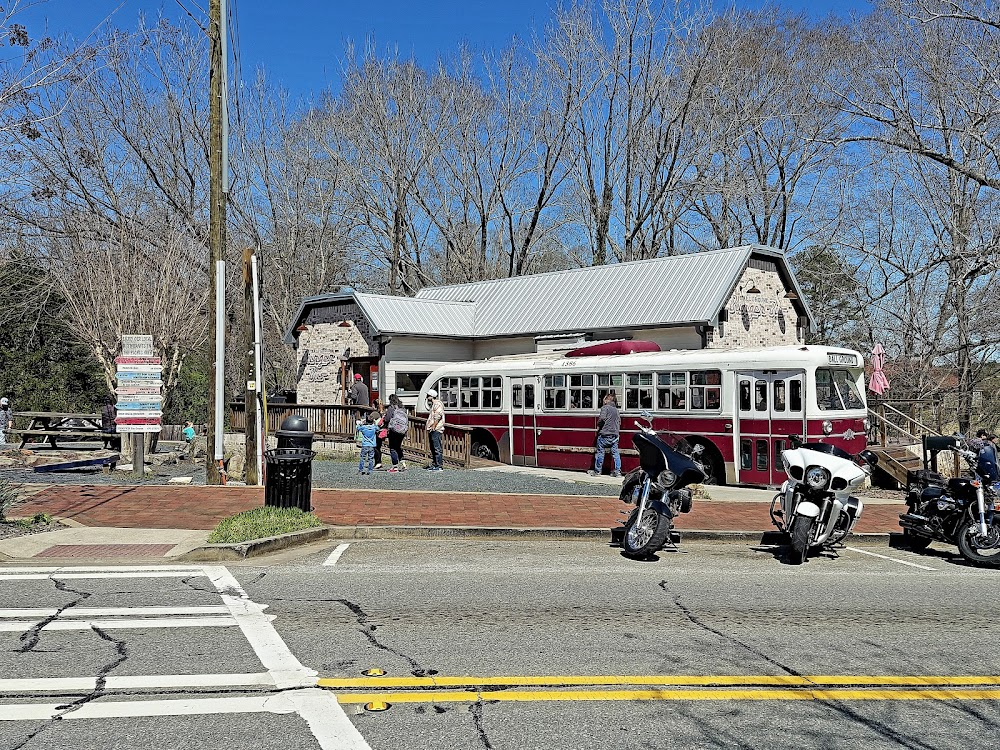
899,513,932,533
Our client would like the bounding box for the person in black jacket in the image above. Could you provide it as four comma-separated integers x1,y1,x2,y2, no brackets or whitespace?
100,395,119,450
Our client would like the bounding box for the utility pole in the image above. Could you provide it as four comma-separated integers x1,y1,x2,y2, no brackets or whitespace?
207,0,228,485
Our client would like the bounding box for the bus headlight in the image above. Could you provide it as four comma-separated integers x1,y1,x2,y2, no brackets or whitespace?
805,466,830,489
656,470,677,489
822,420,834,435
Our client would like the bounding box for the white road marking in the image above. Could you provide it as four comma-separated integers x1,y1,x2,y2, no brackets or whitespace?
0,672,275,692
0,571,207,580
0,606,230,618
0,566,211,573
845,546,937,570
0,695,289,721
287,688,374,750
323,543,351,567
0,616,239,632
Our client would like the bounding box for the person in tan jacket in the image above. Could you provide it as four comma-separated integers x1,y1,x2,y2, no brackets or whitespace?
424,389,446,471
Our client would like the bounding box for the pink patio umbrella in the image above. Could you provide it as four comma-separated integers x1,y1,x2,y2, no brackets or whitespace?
869,343,890,395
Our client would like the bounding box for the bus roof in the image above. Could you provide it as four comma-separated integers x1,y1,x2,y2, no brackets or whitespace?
423,345,864,380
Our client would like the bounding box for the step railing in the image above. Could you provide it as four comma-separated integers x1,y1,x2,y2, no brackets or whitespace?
229,403,473,468
868,401,943,446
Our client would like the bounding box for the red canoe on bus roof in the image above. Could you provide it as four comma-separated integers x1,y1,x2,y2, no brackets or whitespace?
565,340,662,358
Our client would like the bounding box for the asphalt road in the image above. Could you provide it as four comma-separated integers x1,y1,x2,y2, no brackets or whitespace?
2,538,999,749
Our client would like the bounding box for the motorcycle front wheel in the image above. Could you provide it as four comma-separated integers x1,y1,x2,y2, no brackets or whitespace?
789,515,812,565
622,506,672,558
956,520,1000,567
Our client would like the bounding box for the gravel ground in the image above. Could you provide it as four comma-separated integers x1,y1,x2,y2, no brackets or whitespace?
0,454,620,496
0,519,63,540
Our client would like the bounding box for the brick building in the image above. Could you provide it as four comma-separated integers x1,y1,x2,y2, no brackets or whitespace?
283,244,814,405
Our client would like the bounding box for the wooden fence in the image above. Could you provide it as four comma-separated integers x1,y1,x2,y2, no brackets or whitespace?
229,403,472,468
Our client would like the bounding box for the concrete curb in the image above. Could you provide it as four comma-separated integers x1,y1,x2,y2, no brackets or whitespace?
179,526,332,561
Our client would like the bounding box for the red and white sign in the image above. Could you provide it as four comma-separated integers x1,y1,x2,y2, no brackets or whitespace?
115,356,162,365
116,364,163,373
116,416,161,425
117,386,161,396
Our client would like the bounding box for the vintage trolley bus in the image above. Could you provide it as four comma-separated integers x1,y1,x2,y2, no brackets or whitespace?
416,344,868,485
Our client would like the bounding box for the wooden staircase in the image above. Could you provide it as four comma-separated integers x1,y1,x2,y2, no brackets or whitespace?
866,401,946,488
866,445,922,487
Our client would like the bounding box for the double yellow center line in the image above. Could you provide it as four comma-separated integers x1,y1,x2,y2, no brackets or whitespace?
318,674,1000,704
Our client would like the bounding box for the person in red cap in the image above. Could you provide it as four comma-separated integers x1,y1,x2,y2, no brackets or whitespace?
347,372,370,409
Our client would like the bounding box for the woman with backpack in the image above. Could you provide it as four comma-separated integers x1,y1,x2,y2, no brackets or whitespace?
384,394,409,473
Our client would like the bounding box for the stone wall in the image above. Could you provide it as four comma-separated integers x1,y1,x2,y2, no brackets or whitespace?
295,320,371,404
710,262,803,350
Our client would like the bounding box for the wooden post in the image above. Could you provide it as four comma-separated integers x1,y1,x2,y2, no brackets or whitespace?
133,433,144,478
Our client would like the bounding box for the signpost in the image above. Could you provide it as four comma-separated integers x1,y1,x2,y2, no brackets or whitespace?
115,335,162,476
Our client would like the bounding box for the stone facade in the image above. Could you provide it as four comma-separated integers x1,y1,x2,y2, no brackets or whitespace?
709,261,802,350
295,319,371,404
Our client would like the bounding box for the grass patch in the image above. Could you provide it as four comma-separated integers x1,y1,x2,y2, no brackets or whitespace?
207,506,323,544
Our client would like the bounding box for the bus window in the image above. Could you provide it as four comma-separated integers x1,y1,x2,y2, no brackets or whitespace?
773,381,786,412
512,385,522,409
739,379,751,412
461,377,481,409
816,369,864,410
544,374,567,410
689,370,721,411
569,374,595,409
438,377,460,408
597,373,623,406
656,372,685,410
740,439,752,470
524,384,535,408
789,379,802,412
482,376,502,409
774,439,786,467
756,440,768,470
626,373,653,410
754,381,767,411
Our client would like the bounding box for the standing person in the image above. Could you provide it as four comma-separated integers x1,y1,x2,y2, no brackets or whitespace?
0,397,12,445
385,394,409,473
357,412,377,475
100,395,118,450
371,398,386,470
588,393,622,477
347,373,370,410
182,420,196,458
973,429,999,483
425,388,445,472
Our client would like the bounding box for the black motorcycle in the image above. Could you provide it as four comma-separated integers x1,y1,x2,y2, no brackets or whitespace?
898,438,1000,566
614,411,705,558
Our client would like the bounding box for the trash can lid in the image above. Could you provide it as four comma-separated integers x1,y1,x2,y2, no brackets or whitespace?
278,414,310,433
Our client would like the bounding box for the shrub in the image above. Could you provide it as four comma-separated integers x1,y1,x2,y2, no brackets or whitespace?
207,506,323,544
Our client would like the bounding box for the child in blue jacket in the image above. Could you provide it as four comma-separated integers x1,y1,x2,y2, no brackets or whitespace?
357,414,377,475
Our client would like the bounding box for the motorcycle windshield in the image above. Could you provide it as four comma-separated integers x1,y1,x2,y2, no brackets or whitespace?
801,442,855,462
634,432,705,487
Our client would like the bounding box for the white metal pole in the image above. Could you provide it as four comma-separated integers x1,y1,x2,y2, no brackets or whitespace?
214,259,226,462
251,251,264,483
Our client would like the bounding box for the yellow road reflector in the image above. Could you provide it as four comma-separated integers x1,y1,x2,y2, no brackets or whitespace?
361,669,387,677
336,687,1000,704
364,701,391,712
318,674,1000,690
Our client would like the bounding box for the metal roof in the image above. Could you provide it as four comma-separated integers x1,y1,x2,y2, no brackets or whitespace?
284,245,814,343
416,246,778,336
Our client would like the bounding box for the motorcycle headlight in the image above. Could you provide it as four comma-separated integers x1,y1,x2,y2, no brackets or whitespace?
656,469,677,489
805,466,830,489
822,420,834,435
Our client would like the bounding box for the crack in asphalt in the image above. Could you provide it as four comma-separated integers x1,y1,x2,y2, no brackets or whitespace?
335,598,426,673
468,701,497,750
662,581,942,750
17,577,93,653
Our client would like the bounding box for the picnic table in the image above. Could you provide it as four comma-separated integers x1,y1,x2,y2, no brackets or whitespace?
8,412,114,450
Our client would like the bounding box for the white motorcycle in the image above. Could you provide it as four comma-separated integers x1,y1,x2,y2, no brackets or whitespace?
769,442,879,564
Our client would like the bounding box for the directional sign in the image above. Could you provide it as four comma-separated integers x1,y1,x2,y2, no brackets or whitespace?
115,356,162,365
116,411,163,420
121,335,155,357
115,372,162,382
117,424,162,433
117,401,162,411
116,364,163,373
116,386,161,397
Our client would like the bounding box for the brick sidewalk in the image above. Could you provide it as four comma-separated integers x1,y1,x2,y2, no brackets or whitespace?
13,485,905,534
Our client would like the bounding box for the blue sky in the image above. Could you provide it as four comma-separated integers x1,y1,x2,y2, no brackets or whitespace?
16,0,872,99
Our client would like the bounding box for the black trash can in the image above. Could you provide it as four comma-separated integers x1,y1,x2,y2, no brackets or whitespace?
276,414,314,451
264,448,316,512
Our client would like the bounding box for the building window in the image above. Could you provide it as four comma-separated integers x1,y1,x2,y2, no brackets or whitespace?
481,376,502,409
625,373,654,411
395,372,431,394
569,374,595,409
543,374,567,409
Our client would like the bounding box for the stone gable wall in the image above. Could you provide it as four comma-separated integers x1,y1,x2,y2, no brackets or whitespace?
710,263,803,350
295,319,371,404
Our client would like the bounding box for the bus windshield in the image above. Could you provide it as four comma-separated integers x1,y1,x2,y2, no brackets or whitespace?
816,368,865,411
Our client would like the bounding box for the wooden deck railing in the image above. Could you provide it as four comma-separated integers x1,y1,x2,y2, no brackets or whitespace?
229,403,473,468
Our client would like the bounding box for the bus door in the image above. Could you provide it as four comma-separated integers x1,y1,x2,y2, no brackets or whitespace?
735,370,806,485
509,376,538,466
